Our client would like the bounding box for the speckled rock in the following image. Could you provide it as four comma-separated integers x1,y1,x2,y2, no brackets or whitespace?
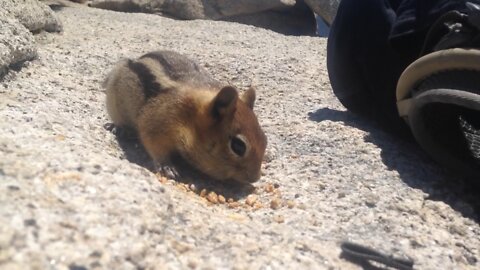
88,0,314,35
1,0,62,32
0,5,479,270
0,16,37,78
89,0,296,19
305,0,340,24
0,0,62,80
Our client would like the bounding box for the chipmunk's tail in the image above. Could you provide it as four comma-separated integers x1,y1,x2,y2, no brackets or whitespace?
103,59,129,88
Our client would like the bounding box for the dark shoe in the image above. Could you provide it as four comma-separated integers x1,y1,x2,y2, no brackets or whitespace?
397,48,480,177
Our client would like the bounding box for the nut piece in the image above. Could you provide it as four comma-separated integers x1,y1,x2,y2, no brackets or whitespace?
270,197,282,210
207,192,219,204
157,175,168,184
171,240,191,254
245,194,258,206
218,195,226,204
228,202,241,208
273,214,285,223
176,183,188,192
264,183,274,193
286,200,295,209
297,203,307,210
253,202,263,210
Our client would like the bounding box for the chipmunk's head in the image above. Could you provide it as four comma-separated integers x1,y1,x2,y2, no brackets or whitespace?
191,86,267,183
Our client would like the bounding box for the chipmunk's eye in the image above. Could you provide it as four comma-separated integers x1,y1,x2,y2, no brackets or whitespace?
230,135,247,157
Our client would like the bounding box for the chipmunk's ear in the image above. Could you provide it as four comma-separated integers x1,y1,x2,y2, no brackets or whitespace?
212,86,238,120
240,87,256,109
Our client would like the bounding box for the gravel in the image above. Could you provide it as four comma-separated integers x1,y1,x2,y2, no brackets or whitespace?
0,4,479,269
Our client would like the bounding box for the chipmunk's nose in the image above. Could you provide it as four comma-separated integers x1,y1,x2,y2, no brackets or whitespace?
244,169,261,183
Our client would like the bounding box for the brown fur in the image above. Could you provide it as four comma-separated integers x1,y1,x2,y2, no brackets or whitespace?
105,50,267,183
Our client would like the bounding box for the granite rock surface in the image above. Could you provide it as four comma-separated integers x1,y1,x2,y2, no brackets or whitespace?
0,4,479,270
0,0,62,79
2,0,62,32
88,0,296,19
0,16,37,79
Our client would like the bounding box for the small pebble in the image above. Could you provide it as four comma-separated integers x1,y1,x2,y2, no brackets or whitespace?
199,189,207,198
171,240,191,253
7,185,20,191
189,184,197,192
69,264,88,270
187,259,198,269
364,193,378,208
227,198,234,203
24,219,37,227
449,224,467,236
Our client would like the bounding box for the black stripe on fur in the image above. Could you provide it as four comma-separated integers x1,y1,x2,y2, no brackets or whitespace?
127,60,163,99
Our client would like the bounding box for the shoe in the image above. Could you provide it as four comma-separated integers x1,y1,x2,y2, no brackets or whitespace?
397,48,480,177
396,2,480,178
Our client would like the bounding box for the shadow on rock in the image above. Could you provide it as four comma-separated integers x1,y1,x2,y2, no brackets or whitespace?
47,4,66,12
308,108,480,222
111,127,155,171
105,123,255,200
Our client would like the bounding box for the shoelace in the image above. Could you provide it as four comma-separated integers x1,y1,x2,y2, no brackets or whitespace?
340,241,414,270
420,1,480,56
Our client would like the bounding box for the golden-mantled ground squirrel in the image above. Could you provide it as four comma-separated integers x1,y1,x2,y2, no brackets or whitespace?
105,50,267,183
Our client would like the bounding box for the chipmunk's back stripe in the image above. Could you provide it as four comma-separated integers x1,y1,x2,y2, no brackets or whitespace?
141,53,177,80
127,60,163,99
141,52,197,80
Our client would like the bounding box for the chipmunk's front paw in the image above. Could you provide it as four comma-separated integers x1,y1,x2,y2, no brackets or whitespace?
157,165,181,180
104,123,137,140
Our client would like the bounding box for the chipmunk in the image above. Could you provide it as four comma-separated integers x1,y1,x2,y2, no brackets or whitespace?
105,50,267,183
